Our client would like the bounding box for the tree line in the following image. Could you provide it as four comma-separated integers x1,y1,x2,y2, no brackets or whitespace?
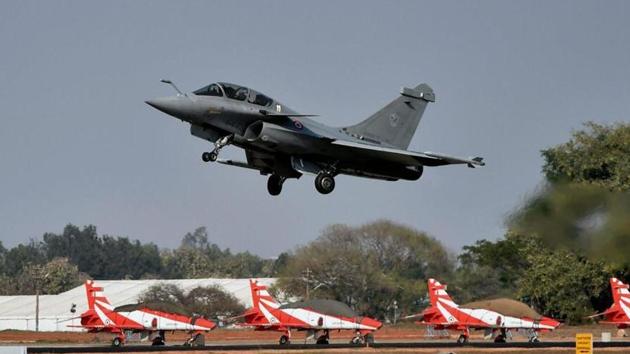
0,121,627,324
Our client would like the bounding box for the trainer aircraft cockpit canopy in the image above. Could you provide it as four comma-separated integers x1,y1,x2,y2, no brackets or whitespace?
193,82,274,107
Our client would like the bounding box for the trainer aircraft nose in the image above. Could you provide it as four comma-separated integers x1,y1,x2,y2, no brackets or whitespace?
360,317,383,330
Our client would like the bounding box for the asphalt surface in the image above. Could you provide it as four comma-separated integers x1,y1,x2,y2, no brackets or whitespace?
26,341,630,352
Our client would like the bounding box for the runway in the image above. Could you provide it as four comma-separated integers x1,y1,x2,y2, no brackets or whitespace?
25,341,630,353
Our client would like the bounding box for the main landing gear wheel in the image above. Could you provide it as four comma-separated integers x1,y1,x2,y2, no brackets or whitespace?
279,335,290,345
316,334,330,345
151,336,165,346
315,173,335,194
201,151,218,162
457,334,468,344
112,337,122,347
267,174,284,196
494,334,506,343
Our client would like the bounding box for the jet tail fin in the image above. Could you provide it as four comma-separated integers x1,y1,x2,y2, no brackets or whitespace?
427,278,457,307
249,279,279,310
611,277,630,304
343,83,435,149
85,280,112,311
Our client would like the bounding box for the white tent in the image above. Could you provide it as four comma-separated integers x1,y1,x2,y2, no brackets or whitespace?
0,278,275,331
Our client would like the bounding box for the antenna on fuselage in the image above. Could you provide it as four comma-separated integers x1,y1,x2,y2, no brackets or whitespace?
160,79,186,97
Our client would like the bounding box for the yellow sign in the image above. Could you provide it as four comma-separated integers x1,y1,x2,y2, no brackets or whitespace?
575,333,593,354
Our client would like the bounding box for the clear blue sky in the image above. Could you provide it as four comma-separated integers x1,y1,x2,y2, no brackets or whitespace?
1,1,628,257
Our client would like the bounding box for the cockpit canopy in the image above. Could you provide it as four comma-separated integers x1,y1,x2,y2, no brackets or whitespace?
193,82,274,107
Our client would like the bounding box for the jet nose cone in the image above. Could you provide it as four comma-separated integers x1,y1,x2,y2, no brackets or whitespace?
361,317,383,330
196,318,217,330
145,96,191,120
541,317,561,329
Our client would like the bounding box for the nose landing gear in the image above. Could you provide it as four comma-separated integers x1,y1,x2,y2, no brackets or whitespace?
201,135,233,162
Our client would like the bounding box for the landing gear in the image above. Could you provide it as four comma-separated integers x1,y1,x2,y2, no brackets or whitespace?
316,330,330,345
457,327,470,344
201,151,217,162
267,174,285,196
314,172,335,194
184,332,205,347
151,331,166,346
201,135,232,162
364,333,374,345
494,329,507,343
527,329,540,343
279,334,290,345
151,336,165,346
112,336,123,347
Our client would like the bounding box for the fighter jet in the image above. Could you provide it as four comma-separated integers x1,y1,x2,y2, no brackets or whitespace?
589,278,630,332
409,279,560,344
146,80,484,195
237,280,382,345
73,280,215,347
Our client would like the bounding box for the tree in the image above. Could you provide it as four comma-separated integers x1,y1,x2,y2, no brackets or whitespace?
517,240,609,323
542,121,630,191
138,283,187,304
275,220,454,320
16,258,84,295
453,233,532,302
186,286,244,318
137,283,244,319
4,241,44,276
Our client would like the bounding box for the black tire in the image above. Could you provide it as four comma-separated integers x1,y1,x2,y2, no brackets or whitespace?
279,335,289,345
209,151,218,162
192,333,205,347
531,337,539,343
350,337,361,344
152,336,165,346
315,173,335,194
112,337,122,347
316,335,329,345
364,333,374,345
457,334,468,344
267,175,283,196
201,152,212,162
494,334,506,343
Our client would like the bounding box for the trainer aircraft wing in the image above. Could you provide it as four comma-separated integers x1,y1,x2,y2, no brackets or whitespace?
331,140,485,168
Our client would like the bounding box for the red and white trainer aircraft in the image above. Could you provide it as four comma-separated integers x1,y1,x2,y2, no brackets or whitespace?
239,280,382,345
590,277,630,332
411,278,560,344
75,280,216,346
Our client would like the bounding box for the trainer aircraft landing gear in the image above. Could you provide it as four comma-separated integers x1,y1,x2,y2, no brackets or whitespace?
184,332,205,347
527,329,539,343
457,327,470,344
152,330,166,346
494,328,507,343
314,172,335,194
201,135,233,162
267,174,285,196
112,336,123,347
316,329,330,344
350,331,374,345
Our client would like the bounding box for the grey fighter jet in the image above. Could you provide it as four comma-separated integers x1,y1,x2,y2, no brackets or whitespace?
146,80,484,196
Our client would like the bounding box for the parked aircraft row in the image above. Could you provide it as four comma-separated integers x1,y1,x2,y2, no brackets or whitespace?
73,278,630,346
146,81,485,196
